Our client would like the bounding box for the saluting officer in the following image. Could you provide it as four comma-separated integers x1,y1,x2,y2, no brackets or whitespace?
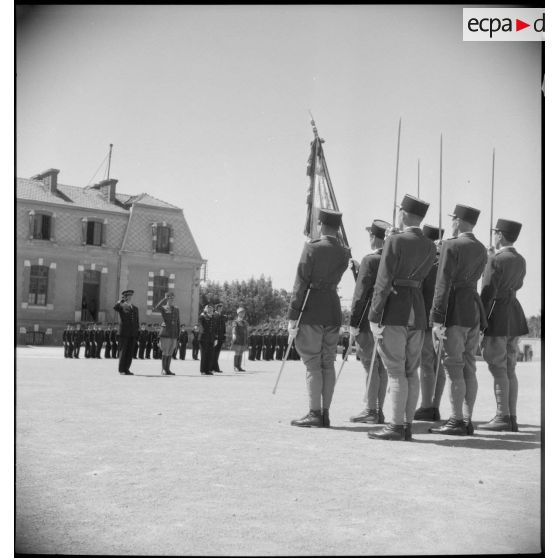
429,205,488,436
178,324,189,360
478,219,529,432
348,219,390,425
414,225,446,422
154,292,180,375
113,289,140,375
368,195,436,441
231,307,249,371
288,208,350,428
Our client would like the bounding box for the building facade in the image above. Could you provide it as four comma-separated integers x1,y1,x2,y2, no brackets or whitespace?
16,169,205,344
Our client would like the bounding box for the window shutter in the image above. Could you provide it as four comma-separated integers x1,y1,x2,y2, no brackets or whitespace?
152,224,158,252
169,226,174,254
101,221,107,246
28,211,35,239
81,218,88,245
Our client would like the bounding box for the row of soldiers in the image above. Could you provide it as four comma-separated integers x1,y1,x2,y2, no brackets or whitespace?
62,322,200,360
247,329,301,361
287,199,528,440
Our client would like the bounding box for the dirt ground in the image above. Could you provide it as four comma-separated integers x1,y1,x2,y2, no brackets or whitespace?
15,346,542,555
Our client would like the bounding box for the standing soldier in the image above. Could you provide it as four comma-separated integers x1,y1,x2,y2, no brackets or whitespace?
137,323,148,359
145,324,154,359
255,328,263,361
84,323,92,358
368,195,436,441
199,305,216,375
113,289,139,375
478,219,528,432
178,324,189,360
263,328,271,361
288,209,350,428
154,292,180,375
414,225,446,422
73,323,84,359
348,219,390,425
63,323,72,358
191,324,200,360
429,205,488,436
95,323,104,359
110,323,119,359
104,324,112,359
248,328,256,361
211,303,227,373
231,307,249,371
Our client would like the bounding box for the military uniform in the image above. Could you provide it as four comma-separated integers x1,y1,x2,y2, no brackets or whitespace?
211,307,227,372
248,331,256,361
138,324,148,359
414,225,446,422
113,290,140,375
154,294,180,375
84,325,93,358
110,325,119,358
63,325,72,358
348,219,390,425
178,326,189,360
289,209,350,428
191,327,200,360
73,325,83,358
479,219,528,432
255,331,263,360
199,308,216,375
104,325,112,359
231,309,249,371
429,205,488,436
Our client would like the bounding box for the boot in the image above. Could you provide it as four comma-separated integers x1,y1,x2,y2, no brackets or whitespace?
165,356,175,375
404,422,413,441
322,409,330,428
238,357,246,372
433,407,441,421
367,423,405,441
291,410,323,428
350,409,379,423
428,417,467,436
378,408,385,424
414,407,437,421
464,418,475,435
233,356,240,372
510,415,519,432
478,415,512,432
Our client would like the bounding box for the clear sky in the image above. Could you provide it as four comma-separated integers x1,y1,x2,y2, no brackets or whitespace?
16,4,542,316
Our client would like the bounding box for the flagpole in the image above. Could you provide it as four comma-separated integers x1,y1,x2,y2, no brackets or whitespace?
417,158,420,198
489,148,495,248
439,134,443,241
392,118,402,227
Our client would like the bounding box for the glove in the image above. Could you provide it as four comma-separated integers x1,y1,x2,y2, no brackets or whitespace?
232,336,237,345
369,322,384,339
287,320,299,341
349,326,359,337
432,323,447,346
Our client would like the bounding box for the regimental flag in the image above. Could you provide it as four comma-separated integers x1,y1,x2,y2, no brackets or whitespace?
303,135,349,249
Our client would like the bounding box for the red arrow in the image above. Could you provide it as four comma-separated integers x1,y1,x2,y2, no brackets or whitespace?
516,19,530,31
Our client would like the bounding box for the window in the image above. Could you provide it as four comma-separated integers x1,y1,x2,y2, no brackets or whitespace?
156,225,170,253
32,214,51,240
86,221,103,246
153,276,169,306
28,265,49,305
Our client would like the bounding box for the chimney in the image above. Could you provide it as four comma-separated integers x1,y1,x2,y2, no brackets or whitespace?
31,168,60,194
93,178,118,203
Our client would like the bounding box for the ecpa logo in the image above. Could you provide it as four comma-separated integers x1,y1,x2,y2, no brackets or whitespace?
463,8,545,41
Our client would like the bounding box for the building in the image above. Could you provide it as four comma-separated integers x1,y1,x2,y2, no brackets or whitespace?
16,169,205,344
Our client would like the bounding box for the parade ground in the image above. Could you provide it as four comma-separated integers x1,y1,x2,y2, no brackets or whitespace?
16,347,542,556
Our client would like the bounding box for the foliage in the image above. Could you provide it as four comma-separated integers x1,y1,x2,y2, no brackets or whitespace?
527,313,541,338
199,275,290,326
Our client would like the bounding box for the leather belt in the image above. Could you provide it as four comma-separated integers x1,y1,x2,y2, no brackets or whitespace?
392,278,422,288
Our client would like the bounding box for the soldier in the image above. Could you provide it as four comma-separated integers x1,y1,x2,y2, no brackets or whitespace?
84,323,93,358
211,303,227,373
368,195,436,441
137,323,148,359
231,307,249,371
95,323,104,358
348,219,390,425
113,289,140,375
199,305,216,375
191,325,200,360
110,323,119,358
478,219,529,432
62,323,72,358
429,204,488,436
154,292,180,375
73,323,84,358
248,328,256,361
263,328,272,361
288,208,350,428
255,328,263,360
178,324,189,360
414,225,446,422
104,324,112,359
153,324,162,359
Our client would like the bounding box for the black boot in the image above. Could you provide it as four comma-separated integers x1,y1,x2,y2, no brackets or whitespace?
428,417,467,436
291,410,323,428
378,408,385,424
367,423,405,441
414,407,437,421
464,418,475,435
322,409,330,428
238,356,245,372
233,355,240,372
404,422,413,441
510,415,519,432
478,415,512,432
165,356,175,375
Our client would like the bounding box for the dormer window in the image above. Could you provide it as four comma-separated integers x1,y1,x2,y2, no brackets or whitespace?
155,225,170,254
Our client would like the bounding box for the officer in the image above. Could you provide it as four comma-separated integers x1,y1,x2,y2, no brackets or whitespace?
191,324,200,360
288,208,350,428
414,225,446,422
73,323,84,358
154,292,180,375
138,323,148,359
478,219,528,432
429,204,488,436
95,323,104,358
199,304,216,375
104,324,112,359
368,195,436,441
348,218,390,425
231,307,249,371
113,289,139,375
211,303,227,373
178,324,189,360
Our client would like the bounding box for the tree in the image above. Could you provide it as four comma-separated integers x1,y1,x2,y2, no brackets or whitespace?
527,313,541,338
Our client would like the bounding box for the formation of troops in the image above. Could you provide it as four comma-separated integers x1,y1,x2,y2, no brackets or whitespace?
247,329,301,362
287,201,528,439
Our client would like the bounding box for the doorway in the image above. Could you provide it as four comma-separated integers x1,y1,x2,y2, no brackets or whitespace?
81,270,100,321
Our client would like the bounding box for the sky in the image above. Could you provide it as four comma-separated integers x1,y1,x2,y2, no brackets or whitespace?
15,4,542,316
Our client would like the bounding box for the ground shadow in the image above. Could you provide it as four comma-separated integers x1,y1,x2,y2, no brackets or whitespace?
409,436,540,451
